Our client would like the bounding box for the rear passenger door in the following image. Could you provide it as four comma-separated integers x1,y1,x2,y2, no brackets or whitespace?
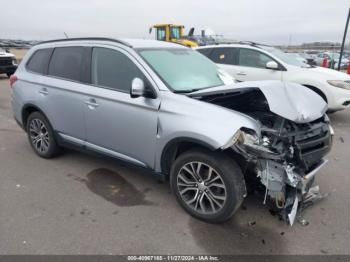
204,47,243,80
84,47,160,168
41,46,90,142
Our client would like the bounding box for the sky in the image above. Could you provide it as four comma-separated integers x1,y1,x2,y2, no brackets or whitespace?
0,0,349,45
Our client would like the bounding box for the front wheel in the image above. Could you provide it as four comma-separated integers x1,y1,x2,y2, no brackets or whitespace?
170,149,246,223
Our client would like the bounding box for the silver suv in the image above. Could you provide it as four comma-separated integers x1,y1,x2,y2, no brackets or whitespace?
11,38,333,224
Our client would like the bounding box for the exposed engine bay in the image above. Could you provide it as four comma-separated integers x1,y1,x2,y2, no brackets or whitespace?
192,88,333,225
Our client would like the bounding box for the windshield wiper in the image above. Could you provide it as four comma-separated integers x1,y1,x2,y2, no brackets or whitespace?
173,88,204,94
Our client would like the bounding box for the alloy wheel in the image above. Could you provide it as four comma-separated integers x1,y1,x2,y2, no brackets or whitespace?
29,118,50,154
177,161,227,215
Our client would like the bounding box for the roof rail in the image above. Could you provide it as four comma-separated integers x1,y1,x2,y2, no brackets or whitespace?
238,41,272,47
36,37,133,48
214,40,272,48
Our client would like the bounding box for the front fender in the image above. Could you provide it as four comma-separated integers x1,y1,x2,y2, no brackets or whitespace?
154,92,260,172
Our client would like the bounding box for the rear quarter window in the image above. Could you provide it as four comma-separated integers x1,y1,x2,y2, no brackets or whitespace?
26,48,53,75
48,47,86,82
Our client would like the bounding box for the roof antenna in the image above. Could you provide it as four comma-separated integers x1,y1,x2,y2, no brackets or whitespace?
64,32,69,39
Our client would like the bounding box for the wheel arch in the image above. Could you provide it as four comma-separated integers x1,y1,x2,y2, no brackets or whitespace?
160,137,217,176
302,84,328,103
21,103,49,132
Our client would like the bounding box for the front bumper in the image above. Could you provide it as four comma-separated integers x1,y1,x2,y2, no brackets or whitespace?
328,85,350,111
0,65,17,74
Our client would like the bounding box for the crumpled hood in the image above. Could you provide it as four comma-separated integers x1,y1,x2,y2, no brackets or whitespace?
189,80,328,123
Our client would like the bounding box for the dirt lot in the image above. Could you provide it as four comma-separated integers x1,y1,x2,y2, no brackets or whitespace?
9,48,29,62
0,76,350,255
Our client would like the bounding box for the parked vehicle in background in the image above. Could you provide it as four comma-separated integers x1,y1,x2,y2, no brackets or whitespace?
197,43,350,112
0,48,17,77
298,52,317,66
303,50,319,60
11,38,332,225
285,52,308,64
315,52,349,69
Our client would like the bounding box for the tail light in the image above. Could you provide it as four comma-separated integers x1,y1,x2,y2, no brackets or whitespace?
9,75,17,88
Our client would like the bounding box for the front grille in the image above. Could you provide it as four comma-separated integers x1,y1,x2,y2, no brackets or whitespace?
294,123,331,170
0,58,12,66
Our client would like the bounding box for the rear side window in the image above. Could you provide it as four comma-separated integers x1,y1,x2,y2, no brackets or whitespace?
196,48,213,58
26,48,53,74
48,47,85,81
210,48,239,65
91,47,144,92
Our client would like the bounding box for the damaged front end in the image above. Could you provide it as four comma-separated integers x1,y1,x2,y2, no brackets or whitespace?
230,114,333,225
190,82,334,225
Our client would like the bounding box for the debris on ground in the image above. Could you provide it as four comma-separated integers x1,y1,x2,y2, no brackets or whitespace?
261,239,266,245
339,137,345,143
240,232,248,238
297,216,309,226
280,232,285,236
240,205,247,211
248,221,256,226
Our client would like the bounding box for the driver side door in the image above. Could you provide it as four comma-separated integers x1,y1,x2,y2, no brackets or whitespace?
233,48,283,82
84,47,160,168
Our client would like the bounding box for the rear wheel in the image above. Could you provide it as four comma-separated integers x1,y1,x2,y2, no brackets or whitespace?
26,112,60,158
170,149,246,223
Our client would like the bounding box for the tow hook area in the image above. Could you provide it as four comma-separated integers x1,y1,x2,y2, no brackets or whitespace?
257,159,329,226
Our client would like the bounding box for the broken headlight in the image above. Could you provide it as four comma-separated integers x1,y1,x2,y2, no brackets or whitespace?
240,128,260,146
221,128,260,150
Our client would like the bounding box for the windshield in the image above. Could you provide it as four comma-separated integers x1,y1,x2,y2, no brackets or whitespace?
139,48,232,92
262,46,306,67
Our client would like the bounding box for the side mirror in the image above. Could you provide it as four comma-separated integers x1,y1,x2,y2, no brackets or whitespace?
266,61,279,70
130,78,145,98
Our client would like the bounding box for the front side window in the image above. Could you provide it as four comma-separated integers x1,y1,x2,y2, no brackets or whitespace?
27,48,53,74
48,47,85,81
156,28,166,41
91,47,144,92
139,48,232,92
170,27,180,39
239,48,272,69
210,48,239,65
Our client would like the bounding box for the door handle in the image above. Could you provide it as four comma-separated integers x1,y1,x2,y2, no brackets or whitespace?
237,71,247,76
39,88,48,96
85,98,99,108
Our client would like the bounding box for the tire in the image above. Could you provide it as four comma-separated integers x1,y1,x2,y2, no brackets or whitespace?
26,111,60,158
170,148,246,223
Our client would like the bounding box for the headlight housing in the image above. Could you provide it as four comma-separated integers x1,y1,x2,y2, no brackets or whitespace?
327,80,350,90
221,128,259,149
